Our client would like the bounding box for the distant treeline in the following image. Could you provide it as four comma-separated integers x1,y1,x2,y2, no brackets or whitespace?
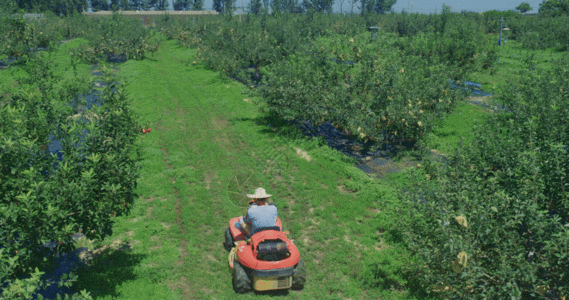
0,1,183,15
1,0,569,18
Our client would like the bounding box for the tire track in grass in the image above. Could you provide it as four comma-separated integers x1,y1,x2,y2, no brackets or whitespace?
159,130,193,298
152,87,194,297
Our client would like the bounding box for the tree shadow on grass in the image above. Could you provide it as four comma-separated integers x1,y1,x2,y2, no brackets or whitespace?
249,112,419,157
68,241,147,299
232,111,444,179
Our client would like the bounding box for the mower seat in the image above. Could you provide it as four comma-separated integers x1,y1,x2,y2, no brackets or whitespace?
250,226,280,236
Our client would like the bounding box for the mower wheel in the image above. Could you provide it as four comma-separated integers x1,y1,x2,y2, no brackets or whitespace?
232,260,251,293
224,228,234,251
291,258,306,290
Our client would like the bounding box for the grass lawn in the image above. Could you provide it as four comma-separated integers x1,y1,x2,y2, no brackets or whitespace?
423,100,490,157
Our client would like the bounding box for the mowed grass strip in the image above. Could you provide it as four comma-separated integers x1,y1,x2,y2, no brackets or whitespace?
68,38,417,299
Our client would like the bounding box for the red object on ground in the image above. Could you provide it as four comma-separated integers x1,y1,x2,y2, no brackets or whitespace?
147,128,151,132
142,128,146,134
40,145,46,150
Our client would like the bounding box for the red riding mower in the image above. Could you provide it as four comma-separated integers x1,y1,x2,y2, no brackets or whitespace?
223,216,306,293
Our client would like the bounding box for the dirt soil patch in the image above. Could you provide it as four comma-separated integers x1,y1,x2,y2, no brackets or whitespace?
295,147,312,161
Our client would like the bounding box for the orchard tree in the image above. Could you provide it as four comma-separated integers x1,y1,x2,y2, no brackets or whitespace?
6,0,41,12
0,0,18,13
360,0,396,14
516,2,532,12
539,0,569,16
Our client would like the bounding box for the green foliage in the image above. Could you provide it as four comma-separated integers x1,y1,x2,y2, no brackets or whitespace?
396,54,569,299
393,19,498,76
516,2,533,13
0,0,18,14
482,9,521,20
70,12,160,64
0,11,81,60
514,16,569,51
539,0,569,17
479,10,520,34
177,14,327,78
1,47,141,298
0,11,31,58
368,10,567,51
359,246,417,290
257,32,464,150
441,3,451,14
0,10,89,59
375,12,445,36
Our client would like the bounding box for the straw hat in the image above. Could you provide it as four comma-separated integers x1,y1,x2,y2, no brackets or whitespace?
247,187,272,199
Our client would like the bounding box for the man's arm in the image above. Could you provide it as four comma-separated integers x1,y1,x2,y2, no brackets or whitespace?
244,207,252,225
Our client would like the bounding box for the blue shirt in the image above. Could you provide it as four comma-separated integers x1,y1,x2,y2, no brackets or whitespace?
244,204,278,235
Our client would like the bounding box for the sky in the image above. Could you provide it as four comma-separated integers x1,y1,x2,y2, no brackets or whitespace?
123,0,545,14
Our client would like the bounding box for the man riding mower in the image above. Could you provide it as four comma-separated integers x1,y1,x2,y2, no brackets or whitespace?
223,188,306,293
